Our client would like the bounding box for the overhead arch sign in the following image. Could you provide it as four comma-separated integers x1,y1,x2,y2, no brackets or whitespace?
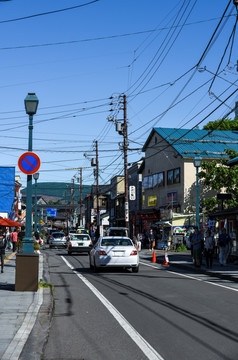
18,152,41,175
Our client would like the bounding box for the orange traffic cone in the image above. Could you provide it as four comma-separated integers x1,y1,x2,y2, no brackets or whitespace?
152,249,156,263
163,251,169,266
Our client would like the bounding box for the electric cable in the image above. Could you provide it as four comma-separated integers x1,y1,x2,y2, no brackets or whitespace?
126,0,189,96
129,0,198,98
208,14,238,93
0,0,99,24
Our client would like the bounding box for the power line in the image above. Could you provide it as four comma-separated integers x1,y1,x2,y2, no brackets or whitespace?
0,15,236,51
128,0,198,97
0,0,99,24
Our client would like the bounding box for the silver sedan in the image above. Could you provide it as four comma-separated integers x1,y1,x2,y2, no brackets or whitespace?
89,236,139,273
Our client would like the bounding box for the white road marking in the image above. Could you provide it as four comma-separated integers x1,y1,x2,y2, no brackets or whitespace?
61,256,164,360
139,261,238,292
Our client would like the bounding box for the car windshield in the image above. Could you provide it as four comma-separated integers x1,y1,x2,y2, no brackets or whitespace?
52,233,65,238
71,235,89,240
101,238,132,246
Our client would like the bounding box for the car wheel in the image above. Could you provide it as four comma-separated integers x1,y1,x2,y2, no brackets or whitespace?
132,266,139,273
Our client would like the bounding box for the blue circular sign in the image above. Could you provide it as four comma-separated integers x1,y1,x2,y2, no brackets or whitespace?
18,152,41,174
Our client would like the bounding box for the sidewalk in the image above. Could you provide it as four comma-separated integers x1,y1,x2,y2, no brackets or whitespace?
140,249,238,282
0,250,52,360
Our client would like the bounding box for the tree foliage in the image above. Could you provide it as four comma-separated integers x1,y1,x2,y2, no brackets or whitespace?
199,149,238,211
203,118,238,131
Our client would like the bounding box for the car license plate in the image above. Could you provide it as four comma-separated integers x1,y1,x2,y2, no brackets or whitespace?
78,242,84,246
113,251,124,257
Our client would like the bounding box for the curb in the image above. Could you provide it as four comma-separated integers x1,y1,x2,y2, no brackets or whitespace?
167,261,238,283
140,252,238,283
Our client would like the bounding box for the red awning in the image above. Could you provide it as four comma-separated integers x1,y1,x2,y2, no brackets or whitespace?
0,218,23,227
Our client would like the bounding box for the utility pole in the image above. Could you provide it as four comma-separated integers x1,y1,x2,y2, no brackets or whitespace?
65,191,68,234
95,140,100,232
108,94,129,230
72,178,75,227
123,94,129,230
79,168,83,227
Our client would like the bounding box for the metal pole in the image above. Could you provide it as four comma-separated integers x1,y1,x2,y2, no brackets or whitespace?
23,115,34,253
196,166,200,228
39,207,42,236
72,178,75,227
96,141,100,231
80,168,82,226
34,177,38,233
123,94,129,230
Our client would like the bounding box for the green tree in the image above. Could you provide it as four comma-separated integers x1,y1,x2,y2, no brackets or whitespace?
48,200,61,205
203,118,238,131
199,149,238,211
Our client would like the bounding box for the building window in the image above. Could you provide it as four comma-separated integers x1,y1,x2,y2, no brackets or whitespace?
173,168,180,184
167,170,173,185
167,168,180,185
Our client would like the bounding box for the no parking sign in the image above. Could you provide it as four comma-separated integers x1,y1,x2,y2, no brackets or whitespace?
18,152,41,175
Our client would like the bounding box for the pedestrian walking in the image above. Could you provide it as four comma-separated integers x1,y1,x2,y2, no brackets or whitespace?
0,230,7,273
191,226,202,267
218,228,232,266
10,228,18,252
148,229,155,251
204,229,214,269
5,227,11,250
132,235,138,248
136,233,142,252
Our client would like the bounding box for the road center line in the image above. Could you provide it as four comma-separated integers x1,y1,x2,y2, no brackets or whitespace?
61,256,164,360
139,261,238,292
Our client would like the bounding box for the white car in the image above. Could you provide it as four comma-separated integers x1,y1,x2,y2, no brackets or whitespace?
89,236,139,273
67,233,93,255
49,232,67,248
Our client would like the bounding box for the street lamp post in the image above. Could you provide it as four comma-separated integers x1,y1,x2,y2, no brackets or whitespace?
193,156,202,229
23,93,39,253
33,172,39,233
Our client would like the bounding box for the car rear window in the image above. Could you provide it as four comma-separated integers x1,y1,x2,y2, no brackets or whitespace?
71,235,89,240
101,238,132,246
52,233,65,238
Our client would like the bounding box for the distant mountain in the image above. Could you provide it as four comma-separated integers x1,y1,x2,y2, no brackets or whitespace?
21,182,91,204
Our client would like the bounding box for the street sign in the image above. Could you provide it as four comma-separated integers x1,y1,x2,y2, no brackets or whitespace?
18,152,41,175
47,208,57,217
129,185,136,200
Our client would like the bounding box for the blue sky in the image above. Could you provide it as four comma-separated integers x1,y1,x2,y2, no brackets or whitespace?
0,0,238,187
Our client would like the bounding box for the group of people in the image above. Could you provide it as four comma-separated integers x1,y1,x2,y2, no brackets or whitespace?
0,227,19,273
191,227,232,268
133,229,158,251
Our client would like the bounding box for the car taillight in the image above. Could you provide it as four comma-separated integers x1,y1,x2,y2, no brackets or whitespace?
99,250,107,256
130,250,137,256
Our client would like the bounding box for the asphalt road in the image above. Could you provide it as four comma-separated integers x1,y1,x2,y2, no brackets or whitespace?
42,248,238,360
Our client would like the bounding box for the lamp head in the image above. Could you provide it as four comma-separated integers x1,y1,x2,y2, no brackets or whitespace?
193,156,202,168
33,172,39,181
24,93,39,115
